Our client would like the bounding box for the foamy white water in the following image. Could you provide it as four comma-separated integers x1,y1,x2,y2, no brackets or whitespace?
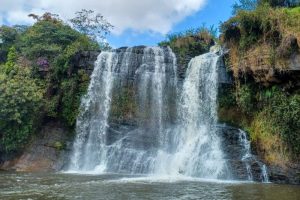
67,46,268,182
154,49,228,179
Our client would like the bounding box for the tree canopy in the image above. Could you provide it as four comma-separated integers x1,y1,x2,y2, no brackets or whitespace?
0,11,111,153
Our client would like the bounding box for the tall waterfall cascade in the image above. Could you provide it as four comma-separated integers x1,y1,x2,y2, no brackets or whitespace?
67,46,269,182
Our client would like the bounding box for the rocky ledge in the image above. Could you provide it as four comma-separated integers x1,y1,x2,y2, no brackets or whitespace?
219,125,300,185
0,121,72,172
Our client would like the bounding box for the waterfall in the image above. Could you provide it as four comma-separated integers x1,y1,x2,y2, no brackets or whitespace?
238,130,254,181
238,129,270,182
68,52,118,172
154,50,228,179
67,45,268,182
68,47,177,173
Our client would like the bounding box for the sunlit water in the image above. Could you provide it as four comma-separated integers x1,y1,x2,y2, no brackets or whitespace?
0,173,299,200
67,46,257,180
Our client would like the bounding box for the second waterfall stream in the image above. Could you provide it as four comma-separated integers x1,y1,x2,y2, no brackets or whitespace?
67,46,268,182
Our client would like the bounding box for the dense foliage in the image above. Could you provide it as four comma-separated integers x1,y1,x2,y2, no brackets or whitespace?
0,62,44,152
221,4,300,81
219,83,300,163
0,12,110,153
219,3,300,162
159,26,216,68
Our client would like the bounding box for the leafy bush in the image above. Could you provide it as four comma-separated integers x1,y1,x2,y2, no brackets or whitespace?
249,111,289,165
218,86,237,109
60,70,90,127
236,84,255,113
0,26,24,63
2,46,17,74
15,14,100,126
221,4,300,78
159,26,216,68
0,67,44,152
218,82,300,158
0,11,111,152
266,90,300,154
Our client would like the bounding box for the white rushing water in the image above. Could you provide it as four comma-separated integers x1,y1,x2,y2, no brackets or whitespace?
238,129,254,181
67,46,268,182
68,52,119,172
154,50,228,179
68,47,176,173
238,129,270,182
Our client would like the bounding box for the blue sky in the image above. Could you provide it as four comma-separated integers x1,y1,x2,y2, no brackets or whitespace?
108,0,235,47
1,0,236,48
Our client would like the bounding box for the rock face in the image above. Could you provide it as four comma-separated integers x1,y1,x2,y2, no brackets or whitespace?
0,121,72,172
218,125,300,185
268,163,300,185
69,50,101,75
218,125,268,182
173,45,233,85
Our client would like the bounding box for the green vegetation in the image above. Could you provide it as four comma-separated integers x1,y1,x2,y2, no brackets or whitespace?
159,26,216,68
53,141,66,151
110,87,137,123
233,0,300,14
219,2,300,164
0,11,111,153
219,84,300,163
0,66,44,152
221,3,300,78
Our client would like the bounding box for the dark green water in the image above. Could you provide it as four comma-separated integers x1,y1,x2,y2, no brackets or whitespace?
0,173,299,200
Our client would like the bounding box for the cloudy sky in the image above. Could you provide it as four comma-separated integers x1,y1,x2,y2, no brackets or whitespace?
0,0,235,47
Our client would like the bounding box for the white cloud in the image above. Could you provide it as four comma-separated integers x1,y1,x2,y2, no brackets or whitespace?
0,0,207,35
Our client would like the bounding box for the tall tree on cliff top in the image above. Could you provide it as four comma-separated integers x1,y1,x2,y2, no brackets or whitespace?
232,0,258,14
70,9,113,49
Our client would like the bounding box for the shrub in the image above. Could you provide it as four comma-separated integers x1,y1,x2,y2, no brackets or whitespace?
236,84,255,114
16,14,100,126
159,26,216,68
218,82,300,158
0,67,44,152
53,141,65,150
221,4,300,79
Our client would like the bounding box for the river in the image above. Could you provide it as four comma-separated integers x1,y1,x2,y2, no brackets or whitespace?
0,173,299,200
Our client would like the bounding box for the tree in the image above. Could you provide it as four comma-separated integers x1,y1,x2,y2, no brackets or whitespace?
261,0,300,7
28,12,62,24
0,67,44,152
3,46,17,74
0,26,19,63
70,9,113,43
233,0,259,14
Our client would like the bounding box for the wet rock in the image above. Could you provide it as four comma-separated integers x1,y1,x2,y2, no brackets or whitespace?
218,124,300,185
268,164,300,185
69,50,101,76
0,121,72,172
217,125,267,182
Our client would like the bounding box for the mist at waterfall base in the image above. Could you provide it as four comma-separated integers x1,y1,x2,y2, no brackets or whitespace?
66,46,268,183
